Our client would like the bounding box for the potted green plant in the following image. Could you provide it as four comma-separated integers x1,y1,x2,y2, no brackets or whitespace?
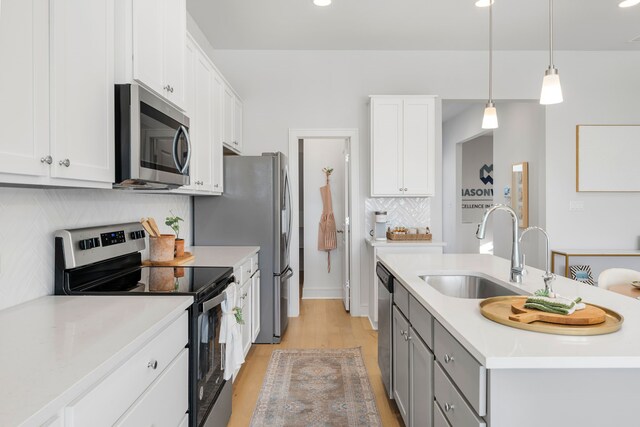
165,211,185,257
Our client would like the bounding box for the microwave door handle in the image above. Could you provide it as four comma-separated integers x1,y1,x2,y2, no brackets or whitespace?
171,127,183,172
179,125,191,175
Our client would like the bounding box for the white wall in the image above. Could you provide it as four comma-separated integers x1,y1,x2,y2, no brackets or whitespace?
492,102,546,270
302,138,345,299
0,188,191,310
208,48,640,308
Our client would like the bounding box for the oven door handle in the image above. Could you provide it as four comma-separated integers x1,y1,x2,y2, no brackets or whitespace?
201,292,226,313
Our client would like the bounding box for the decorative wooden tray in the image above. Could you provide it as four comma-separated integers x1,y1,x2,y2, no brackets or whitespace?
142,252,195,266
386,232,432,241
480,296,623,336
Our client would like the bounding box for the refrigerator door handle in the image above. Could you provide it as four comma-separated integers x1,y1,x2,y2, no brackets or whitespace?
281,266,293,281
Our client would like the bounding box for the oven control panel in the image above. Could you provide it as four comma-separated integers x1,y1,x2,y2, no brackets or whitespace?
100,230,126,247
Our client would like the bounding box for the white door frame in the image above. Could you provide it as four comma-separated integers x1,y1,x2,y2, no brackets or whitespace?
288,129,361,317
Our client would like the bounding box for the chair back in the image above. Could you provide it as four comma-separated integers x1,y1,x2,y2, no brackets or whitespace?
598,268,640,289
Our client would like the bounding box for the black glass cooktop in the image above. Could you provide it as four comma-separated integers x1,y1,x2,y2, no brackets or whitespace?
72,265,233,297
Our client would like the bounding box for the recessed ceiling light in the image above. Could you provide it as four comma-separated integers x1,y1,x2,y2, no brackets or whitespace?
619,0,640,7
313,0,331,6
475,0,494,7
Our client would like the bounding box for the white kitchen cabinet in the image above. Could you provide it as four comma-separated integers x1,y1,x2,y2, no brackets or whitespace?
174,35,223,196
370,95,436,197
251,270,261,342
64,311,188,426
223,85,236,151
49,0,115,184
126,0,186,110
0,0,49,178
234,97,244,153
0,0,115,188
212,70,225,192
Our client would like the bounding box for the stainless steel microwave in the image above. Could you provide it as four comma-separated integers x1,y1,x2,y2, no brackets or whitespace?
114,84,191,189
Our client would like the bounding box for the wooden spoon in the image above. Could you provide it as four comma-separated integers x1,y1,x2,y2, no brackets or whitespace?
147,217,162,237
140,218,157,237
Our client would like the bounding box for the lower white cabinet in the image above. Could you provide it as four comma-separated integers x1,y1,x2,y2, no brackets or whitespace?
251,270,261,342
64,311,188,426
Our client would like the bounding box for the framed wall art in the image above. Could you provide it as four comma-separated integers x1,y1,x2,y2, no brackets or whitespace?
511,162,528,228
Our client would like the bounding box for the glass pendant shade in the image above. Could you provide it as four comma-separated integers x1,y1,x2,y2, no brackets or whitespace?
482,102,498,129
619,0,640,7
540,68,563,105
313,0,331,5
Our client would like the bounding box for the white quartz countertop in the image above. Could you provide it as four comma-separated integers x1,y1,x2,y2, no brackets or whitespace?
0,295,192,426
377,253,640,370
367,238,447,248
182,246,260,268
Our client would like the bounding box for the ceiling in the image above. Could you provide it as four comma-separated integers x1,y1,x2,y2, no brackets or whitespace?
187,0,640,51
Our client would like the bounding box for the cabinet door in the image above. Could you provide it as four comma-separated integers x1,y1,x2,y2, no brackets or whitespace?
251,270,261,342
371,98,403,196
392,306,410,426
0,0,49,177
403,98,435,196
222,85,235,149
241,280,252,357
409,327,434,427
132,0,164,96
234,98,243,153
50,0,115,183
211,70,224,192
163,0,185,109
193,53,214,191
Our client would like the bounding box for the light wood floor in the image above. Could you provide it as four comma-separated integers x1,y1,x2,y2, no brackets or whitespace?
228,299,403,427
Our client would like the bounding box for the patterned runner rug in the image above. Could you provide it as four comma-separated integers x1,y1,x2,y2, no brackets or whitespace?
250,348,382,427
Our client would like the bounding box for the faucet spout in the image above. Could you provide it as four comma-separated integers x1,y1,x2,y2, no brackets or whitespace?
476,204,523,284
519,226,556,294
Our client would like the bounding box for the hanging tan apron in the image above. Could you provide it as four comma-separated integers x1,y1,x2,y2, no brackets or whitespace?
318,181,337,273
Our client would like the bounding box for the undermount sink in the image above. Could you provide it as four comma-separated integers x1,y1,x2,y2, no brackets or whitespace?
419,275,527,299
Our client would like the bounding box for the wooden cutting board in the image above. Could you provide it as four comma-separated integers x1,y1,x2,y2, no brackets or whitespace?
509,300,606,325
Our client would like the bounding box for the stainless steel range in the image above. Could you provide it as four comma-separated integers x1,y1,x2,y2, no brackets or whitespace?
54,222,233,427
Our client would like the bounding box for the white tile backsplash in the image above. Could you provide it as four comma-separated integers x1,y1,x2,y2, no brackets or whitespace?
364,198,431,236
0,187,191,310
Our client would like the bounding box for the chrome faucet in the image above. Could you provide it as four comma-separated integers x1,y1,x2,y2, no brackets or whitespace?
519,226,556,295
476,204,524,284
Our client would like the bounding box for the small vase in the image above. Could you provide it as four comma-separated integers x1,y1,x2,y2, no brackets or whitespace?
175,238,185,257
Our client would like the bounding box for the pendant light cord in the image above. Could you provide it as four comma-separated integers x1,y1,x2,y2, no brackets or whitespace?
549,0,554,68
489,3,493,102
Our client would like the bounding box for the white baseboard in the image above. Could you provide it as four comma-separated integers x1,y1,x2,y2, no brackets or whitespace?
302,287,342,299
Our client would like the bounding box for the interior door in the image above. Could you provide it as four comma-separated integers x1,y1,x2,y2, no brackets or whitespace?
342,142,351,311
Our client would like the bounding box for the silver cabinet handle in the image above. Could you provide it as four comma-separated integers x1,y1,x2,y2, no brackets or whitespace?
399,188,403,191
214,184,219,188
164,85,170,91
147,360,158,370
59,159,70,167
444,354,454,364
404,188,408,191
40,155,53,164
170,85,174,93
444,403,455,412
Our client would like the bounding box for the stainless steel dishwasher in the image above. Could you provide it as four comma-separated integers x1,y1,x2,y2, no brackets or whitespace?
377,262,394,399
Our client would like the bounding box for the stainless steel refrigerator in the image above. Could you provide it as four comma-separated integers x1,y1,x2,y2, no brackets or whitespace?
194,152,292,344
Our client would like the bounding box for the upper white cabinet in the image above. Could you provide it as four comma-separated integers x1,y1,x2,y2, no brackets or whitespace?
0,0,49,178
0,0,114,188
223,85,243,154
50,0,115,184
370,96,436,197
119,0,186,110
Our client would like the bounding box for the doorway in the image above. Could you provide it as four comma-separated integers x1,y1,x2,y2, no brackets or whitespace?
299,138,348,302
288,129,361,318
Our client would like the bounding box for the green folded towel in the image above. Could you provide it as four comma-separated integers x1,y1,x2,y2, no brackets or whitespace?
524,294,583,315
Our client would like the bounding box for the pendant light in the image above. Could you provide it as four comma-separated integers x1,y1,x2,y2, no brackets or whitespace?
540,0,563,104
619,0,640,7
482,2,498,129
313,0,331,6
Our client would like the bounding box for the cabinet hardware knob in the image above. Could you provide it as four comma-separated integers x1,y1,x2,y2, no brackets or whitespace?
399,188,403,191
170,86,174,93
59,159,70,167
444,354,454,364
214,184,219,188
164,85,170,91
147,360,158,370
444,403,455,412
40,155,53,165
404,188,408,191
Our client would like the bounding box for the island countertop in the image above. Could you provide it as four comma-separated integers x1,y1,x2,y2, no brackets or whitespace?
377,253,640,370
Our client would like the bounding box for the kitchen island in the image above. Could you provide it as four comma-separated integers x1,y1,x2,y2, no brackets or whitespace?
378,253,640,427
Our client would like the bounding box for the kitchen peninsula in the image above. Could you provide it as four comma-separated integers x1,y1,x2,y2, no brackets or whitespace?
379,252,640,427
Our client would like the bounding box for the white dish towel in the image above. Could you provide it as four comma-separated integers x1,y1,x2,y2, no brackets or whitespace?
219,282,244,380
